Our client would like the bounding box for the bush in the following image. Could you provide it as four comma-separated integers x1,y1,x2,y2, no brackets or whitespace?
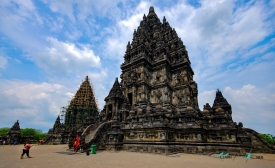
21,128,47,141
260,134,275,145
0,127,47,142
0,128,10,137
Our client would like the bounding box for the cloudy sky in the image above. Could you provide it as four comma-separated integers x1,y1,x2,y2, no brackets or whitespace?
0,0,274,135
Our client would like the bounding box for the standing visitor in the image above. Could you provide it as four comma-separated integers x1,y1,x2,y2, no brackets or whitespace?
3,140,5,146
73,140,77,152
20,141,33,159
14,140,17,146
73,135,80,152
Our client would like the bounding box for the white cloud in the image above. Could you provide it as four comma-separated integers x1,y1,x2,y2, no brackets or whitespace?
43,0,125,22
0,56,8,68
64,29,82,40
102,1,150,61
224,85,275,134
0,80,70,130
44,0,76,22
47,17,64,32
32,37,101,75
0,0,43,25
199,89,216,109
0,1,103,76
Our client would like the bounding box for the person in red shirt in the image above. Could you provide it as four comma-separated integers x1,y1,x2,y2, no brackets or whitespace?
73,140,78,152
38,139,43,145
73,135,81,152
20,141,33,159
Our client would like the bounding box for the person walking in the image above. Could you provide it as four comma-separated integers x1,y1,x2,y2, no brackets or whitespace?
3,140,5,146
20,141,33,159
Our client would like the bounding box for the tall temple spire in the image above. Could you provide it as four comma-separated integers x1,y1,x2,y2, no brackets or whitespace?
212,89,232,116
64,76,98,128
120,6,198,109
69,76,97,108
212,89,230,108
143,14,146,20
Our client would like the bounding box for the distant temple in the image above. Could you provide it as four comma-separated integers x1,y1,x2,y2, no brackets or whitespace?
0,120,33,144
46,7,275,154
44,76,98,145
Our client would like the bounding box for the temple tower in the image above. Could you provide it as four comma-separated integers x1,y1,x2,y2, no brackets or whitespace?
103,78,125,121
64,76,98,129
109,6,201,128
7,120,21,143
120,6,199,112
76,6,275,154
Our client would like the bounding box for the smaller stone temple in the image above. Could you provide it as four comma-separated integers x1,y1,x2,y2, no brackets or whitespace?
43,116,64,144
4,120,33,144
44,76,98,145
7,120,21,143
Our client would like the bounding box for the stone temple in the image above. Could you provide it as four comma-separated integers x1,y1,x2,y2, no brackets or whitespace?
44,76,98,146
46,7,275,154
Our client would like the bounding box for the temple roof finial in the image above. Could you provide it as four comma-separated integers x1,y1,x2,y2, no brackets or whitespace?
148,6,158,18
149,6,154,12
163,16,166,23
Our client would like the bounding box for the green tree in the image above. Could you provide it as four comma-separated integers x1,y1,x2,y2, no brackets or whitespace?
0,127,47,142
35,129,47,140
20,128,47,141
0,127,10,137
260,134,275,145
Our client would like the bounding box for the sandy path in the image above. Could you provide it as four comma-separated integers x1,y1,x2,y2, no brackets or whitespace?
0,144,274,168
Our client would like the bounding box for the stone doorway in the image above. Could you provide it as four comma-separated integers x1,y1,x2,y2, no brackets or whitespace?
128,93,133,106
107,104,112,120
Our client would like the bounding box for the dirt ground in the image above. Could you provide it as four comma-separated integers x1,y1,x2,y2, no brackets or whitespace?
0,144,274,168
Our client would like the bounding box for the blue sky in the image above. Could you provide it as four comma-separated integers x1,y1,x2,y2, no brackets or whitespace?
0,0,274,135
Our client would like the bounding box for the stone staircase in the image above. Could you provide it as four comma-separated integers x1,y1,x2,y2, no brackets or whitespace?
81,122,112,150
81,123,100,143
82,122,111,143
244,128,275,153
43,135,52,144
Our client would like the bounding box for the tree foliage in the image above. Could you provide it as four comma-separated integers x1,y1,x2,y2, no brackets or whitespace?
21,128,47,141
0,127,47,141
260,134,275,145
0,127,10,137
